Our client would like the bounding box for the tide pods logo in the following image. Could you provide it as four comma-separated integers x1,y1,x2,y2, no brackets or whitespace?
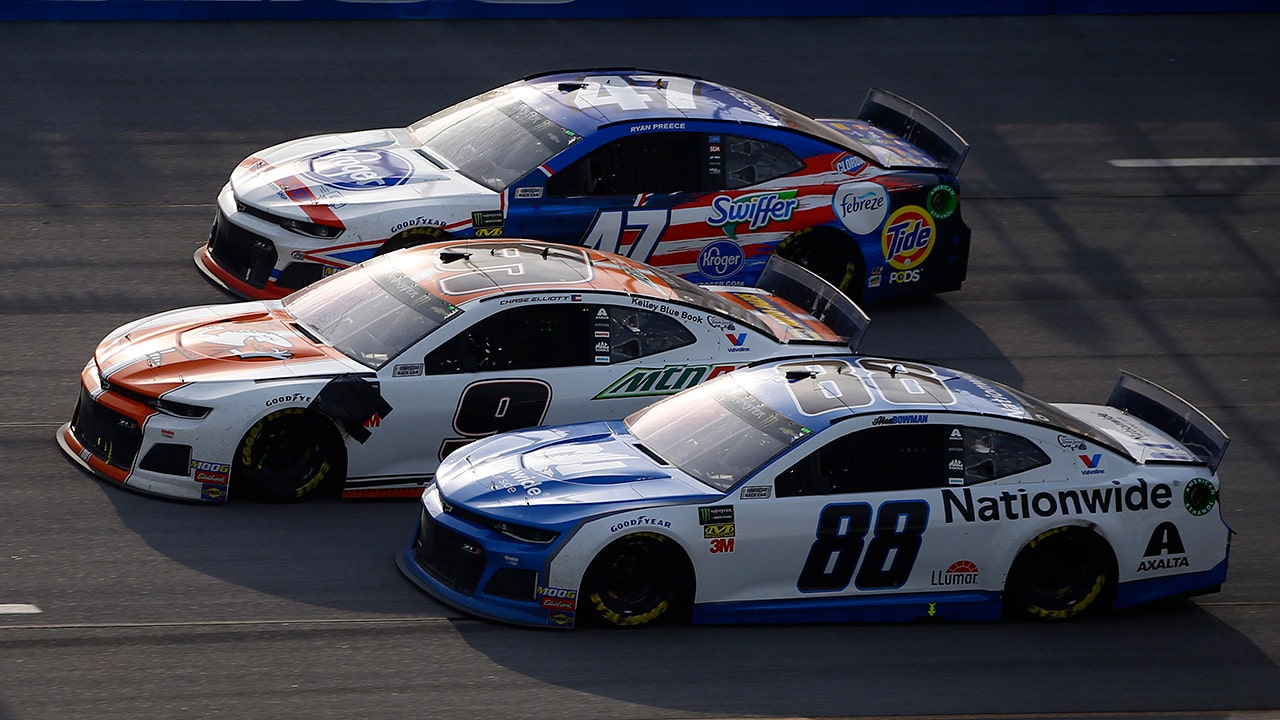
881,205,935,270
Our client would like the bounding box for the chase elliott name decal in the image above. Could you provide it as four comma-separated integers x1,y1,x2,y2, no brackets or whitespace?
942,479,1174,523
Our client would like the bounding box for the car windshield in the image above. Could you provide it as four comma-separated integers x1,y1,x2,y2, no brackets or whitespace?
283,255,461,369
624,374,812,492
409,87,579,192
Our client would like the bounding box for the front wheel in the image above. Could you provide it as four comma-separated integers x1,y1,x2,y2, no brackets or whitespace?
581,533,692,628
233,408,343,502
1006,526,1114,621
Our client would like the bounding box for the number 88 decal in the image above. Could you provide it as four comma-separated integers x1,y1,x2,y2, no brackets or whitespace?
438,379,552,460
797,499,929,592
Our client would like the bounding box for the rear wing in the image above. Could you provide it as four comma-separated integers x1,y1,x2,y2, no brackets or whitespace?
1106,371,1230,474
756,255,870,352
859,88,969,176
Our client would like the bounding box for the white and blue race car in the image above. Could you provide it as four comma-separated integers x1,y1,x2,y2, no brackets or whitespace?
398,355,1230,628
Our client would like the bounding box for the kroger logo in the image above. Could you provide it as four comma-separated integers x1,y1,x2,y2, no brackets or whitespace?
697,240,745,279
834,182,888,236
303,148,415,191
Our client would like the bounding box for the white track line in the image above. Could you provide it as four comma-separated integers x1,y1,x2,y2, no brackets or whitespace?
1110,157,1280,167
0,604,42,614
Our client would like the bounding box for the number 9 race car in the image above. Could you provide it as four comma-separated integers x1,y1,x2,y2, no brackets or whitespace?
58,239,869,502
196,68,970,305
398,355,1230,628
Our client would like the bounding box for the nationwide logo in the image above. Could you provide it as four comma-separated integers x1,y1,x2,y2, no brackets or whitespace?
941,479,1175,524
930,560,980,586
881,205,936,270
706,190,799,238
594,364,739,399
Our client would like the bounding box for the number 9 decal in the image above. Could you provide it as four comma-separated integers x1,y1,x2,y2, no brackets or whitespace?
438,379,553,460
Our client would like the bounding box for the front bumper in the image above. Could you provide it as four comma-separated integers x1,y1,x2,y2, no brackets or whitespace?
396,486,577,629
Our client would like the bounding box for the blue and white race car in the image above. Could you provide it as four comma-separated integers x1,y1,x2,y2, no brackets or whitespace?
198,69,970,305
398,356,1230,628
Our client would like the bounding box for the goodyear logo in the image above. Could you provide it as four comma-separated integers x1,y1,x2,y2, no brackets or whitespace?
881,205,935,270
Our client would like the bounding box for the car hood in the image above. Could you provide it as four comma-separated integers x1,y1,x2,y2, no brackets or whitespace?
94,302,362,394
230,128,490,215
436,421,719,520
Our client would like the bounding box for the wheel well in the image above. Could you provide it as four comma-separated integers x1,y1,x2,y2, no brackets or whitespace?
1004,524,1118,617
775,226,864,300
375,226,451,257
584,532,697,623
233,407,348,494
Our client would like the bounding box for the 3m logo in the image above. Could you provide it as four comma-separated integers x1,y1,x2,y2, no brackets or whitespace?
709,538,735,554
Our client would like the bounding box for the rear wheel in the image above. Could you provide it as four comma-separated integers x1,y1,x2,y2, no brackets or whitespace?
375,226,448,257
233,408,343,502
581,533,692,628
1006,526,1114,620
776,228,863,301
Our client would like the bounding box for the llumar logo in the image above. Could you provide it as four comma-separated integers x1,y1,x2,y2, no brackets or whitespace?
706,190,799,238
594,364,739,399
881,205,935,270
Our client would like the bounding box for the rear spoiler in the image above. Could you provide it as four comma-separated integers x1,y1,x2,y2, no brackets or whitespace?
1106,371,1230,474
858,88,969,176
756,255,870,352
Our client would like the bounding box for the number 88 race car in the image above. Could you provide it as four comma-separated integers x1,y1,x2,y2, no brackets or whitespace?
398,355,1230,628
58,239,868,502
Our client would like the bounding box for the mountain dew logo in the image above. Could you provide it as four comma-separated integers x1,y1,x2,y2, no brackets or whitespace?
706,190,799,238
595,364,741,399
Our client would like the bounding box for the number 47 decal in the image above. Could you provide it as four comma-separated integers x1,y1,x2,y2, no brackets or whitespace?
583,209,670,262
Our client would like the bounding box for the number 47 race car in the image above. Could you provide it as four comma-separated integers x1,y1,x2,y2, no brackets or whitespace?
197,68,969,305
398,355,1230,628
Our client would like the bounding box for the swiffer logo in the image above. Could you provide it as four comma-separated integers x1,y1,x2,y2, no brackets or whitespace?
1080,454,1105,475
706,190,799,238
725,333,750,353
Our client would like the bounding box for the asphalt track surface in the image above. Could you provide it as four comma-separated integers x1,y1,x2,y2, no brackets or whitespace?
1,13,1278,720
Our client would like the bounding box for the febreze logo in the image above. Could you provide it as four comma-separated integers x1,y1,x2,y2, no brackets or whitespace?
303,148,415,191
706,190,799,238
881,205,935,270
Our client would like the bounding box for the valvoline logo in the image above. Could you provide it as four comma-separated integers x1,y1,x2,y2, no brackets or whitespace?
881,205,935,270
1080,454,1105,475
725,333,750,352
303,148,415,191
697,240,745,280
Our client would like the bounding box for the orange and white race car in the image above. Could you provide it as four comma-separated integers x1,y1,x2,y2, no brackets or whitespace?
59,239,866,502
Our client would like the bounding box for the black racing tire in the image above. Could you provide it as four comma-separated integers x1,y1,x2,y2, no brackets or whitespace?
233,408,343,503
374,226,449,257
1005,526,1115,621
581,533,693,628
775,227,863,302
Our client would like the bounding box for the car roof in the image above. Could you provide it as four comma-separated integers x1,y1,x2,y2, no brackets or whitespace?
738,355,1049,427
384,239,706,306
508,69,796,136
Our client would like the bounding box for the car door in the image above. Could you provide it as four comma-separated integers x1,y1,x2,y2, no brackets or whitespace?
696,419,1055,606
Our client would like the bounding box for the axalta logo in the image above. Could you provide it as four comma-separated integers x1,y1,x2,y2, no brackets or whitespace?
881,205,935,270
833,182,888,235
697,240,745,279
303,148,415,191
706,190,799,237
594,364,739,399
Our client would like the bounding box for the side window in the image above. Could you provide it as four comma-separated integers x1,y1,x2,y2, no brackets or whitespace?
606,307,696,362
961,427,1051,484
775,425,946,497
722,135,805,189
423,304,594,374
546,132,710,197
